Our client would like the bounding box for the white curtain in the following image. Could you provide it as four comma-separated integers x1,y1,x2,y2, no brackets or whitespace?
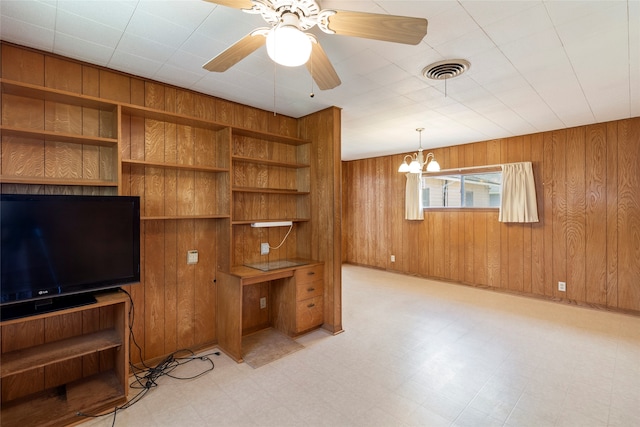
405,173,424,220
499,162,539,223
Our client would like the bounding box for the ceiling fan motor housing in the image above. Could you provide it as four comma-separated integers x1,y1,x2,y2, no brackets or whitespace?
247,0,321,30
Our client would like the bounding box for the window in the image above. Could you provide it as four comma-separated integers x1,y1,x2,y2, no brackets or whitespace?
421,170,502,208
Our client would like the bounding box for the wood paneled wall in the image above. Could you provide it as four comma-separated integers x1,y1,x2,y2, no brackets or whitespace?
343,118,640,313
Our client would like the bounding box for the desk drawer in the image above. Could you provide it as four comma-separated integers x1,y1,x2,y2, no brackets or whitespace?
296,279,323,301
294,264,323,285
295,296,323,332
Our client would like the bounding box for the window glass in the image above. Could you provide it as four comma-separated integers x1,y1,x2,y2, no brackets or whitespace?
421,171,502,208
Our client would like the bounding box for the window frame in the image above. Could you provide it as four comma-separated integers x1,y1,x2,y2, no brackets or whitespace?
421,165,502,210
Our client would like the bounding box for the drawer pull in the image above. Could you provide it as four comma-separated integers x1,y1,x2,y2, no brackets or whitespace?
307,271,315,276
307,303,315,308
307,287,315,292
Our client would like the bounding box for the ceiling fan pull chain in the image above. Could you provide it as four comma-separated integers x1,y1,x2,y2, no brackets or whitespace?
310,53,315,98
273,60,277,116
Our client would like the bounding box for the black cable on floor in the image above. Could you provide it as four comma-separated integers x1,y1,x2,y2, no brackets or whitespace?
76,288,220,426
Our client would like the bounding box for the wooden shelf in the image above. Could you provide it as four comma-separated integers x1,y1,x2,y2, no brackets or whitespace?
232,155,308,169
141,214,230,221
0,370,125,427
0,79,118,112
121,104,226,130
122,159,228,173
232,128,309,146
0,175,118,187
1,329,121,378
232,187,309,195
0,125,118,147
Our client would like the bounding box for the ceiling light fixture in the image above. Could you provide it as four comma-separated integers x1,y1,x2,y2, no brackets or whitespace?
398,128,440,173
265,12,312,67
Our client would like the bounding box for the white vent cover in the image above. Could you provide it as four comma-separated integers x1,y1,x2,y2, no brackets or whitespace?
422,59,470,80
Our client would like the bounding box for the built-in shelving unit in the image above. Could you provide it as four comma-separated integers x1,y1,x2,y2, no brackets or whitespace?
1,41,342,423
229,129,311,266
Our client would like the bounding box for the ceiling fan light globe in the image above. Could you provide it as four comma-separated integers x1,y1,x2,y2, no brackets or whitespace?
266,26,312,67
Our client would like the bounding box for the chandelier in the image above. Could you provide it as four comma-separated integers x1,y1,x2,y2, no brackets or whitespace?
398,128,440,173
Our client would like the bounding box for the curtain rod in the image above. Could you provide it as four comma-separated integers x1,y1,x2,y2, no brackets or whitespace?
422,161,532,175
423,163,504,175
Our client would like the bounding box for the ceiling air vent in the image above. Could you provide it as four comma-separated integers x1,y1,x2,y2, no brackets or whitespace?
422,59,470,80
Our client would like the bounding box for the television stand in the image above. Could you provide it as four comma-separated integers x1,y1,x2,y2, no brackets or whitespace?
0,291,129,427
1,293,97,322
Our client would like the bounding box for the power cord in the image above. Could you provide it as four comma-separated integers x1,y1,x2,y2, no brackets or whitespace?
269,224,293,250
76,288,220,426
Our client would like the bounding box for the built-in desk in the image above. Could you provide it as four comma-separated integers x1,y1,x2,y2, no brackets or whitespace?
217,260,324,362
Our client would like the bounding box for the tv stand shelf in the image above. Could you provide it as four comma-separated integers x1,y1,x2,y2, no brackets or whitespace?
0,291,130,427
0,329,121,377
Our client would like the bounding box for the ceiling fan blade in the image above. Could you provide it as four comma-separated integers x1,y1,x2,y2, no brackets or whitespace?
201,0,254,9
203,31,266,72
306,39,341,90
324,11,428,45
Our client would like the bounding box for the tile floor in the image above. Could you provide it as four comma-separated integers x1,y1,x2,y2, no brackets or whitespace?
84,265,640,426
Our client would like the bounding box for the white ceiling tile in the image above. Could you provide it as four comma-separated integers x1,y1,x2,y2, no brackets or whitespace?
365,63,412,86
196,6,264,45
108,49,164,77
55,1,136,30
136,0,212,29
0,15,55,51
53,32,114,66
155,64,200,88
1,0,56,29
481,3,552,46
434,28,496,59
116,32,175,64
426,5,481,48
460,0,539,27
55,10,123,48
544,0,622,26
125,8,193,50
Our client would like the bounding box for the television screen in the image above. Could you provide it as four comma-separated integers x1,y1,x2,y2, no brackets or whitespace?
1,194,140,319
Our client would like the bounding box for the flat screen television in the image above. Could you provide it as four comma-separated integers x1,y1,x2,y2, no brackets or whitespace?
1,194,140,320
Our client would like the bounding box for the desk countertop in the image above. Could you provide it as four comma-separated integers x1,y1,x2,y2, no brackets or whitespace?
228,259,321,285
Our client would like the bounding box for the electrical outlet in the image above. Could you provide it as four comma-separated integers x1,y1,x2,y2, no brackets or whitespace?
260,297,267,309
558,281,566,292
260,243,269,255
187,250,198,264
390,255,396,262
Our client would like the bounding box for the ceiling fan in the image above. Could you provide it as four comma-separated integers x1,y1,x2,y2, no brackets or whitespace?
202,0,428,90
